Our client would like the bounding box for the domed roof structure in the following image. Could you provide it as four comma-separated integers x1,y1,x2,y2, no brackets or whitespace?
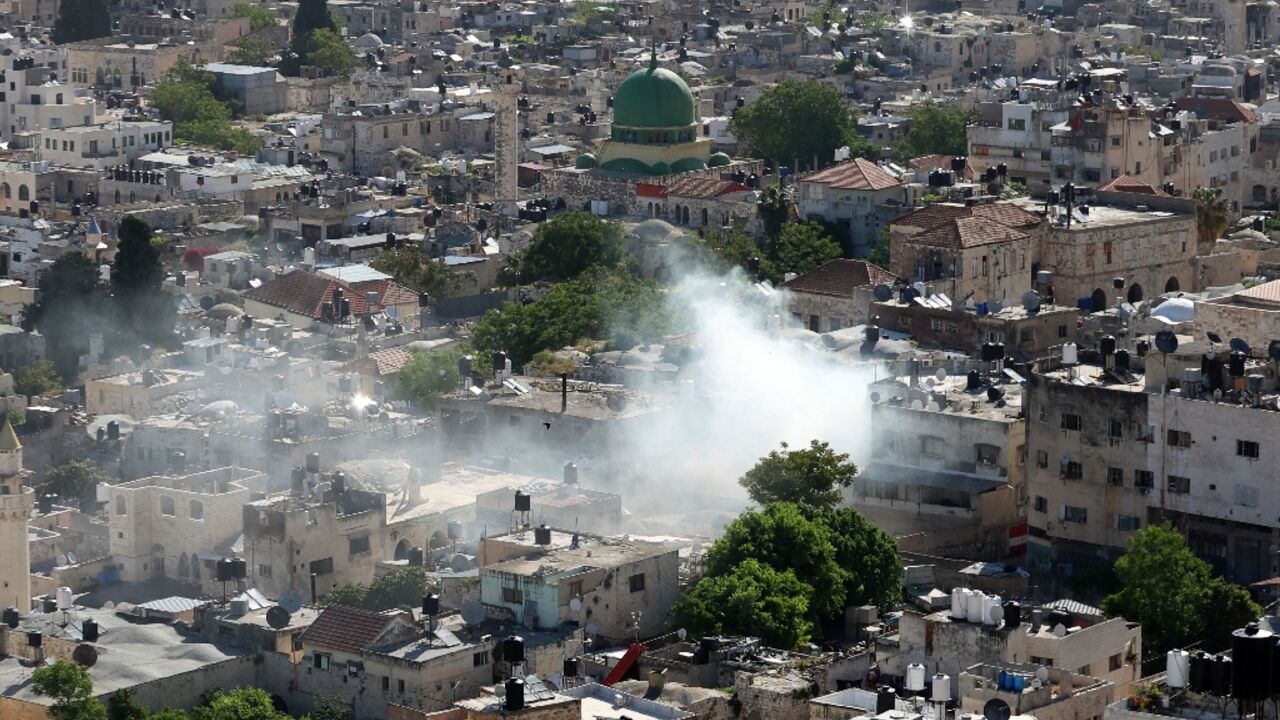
613,54,696,129
354,32,384,49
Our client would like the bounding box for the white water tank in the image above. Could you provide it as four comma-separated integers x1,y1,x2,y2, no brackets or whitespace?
226,316,240,334
966,590,985,623
1167,649,1190,688
1062,342,1078,365
303,246,316,266
55,587,73,610
985,594,1002,626
931,674,951,702
951,588,966,620
906,663,927,692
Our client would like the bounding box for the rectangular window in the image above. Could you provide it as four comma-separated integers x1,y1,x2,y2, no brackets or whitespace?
1134,470,1154,489
1168,475,1191,494
382,676,390,691
1061,413,1082,431
1063,461,1082,480
1110,653,1124,671
1007,118,1026,131
1234,484,1259,507
1034,496,1047,513
921,436,945,456
1237,440,1259,458
1107,467,1124,486
314,653,330,670
629,573,646,592
1168,429,1191,448
502,586,523,604
348,536,371,555
398,679,404,693
473,651,489,666
1117,515,1140,532
258,564,272,577
1062,505,1088,524
1108,418,1123,440
1035,450,1048,468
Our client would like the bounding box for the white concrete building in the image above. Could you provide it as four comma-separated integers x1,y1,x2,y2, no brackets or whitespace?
0,420,32,612
41,120,172,170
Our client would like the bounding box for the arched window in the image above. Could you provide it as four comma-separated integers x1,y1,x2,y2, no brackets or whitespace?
18,185,29,201
178,553,189,577
115,495,126,515
2,183,11,199
160,495,175,516
1166,276,1181,293
189,500,204,520
1090,288,1107,311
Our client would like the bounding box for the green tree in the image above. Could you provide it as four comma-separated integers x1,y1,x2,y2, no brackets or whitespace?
105,689,148,720
396,348,464,407
231,3,277,31
739,440,857,508
1202,578,1262,652
45,460,110,511
893,103,974,161
113,216,176,347
320,582,368,607
672,558,813,648
192,688,287,720
362,566,427,611
16,359,64,398
700,228,776,282
21,253,108,378
471,268,671,367
52,0,112,44
150,61,262,154
705,502,845,624
768,222,843,276
512,211,625,284
729,82,871,169
300,29,356,76
293,0,337,36
371,247,456,297
806,505,903,611
868,227,891,268
756,185,792,239
32,660,106,720
1102,523,1211,657
227,37,277,66
308,696,354,720
1194,186,1230,246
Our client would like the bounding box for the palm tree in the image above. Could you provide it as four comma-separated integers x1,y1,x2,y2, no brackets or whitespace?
1194,186,1230,246
757,185,792,239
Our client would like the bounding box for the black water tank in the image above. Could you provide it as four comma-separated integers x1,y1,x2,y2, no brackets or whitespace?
82,619,98,643
1100,335,1116,356
503,636,525,663
306,452,321,474
492,351,508,370
563,657,578,677
27,631,41,647
1190,651,1212,692
42,598,56,613
1230,351,1247,377
981,342,997,362
408,547,424,566
564,462,578,485
1002,601,1021,627
505,677,525,711
106,421,119,440
876,686,896,713
1115,349,1130,371
514,491,531,512
216,558,235,582
1136,340,1150,357
534,525,552,545
966,370,982,390
865,325,880,343
422,594,440,616
1212,655,1233,696
2,607,17,628
331,472,346,495
458,355,472,377
1232,625,1272,699
700,637,721,653
230,557,247,579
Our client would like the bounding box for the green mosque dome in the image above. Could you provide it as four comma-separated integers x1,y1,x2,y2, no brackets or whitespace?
612,54,696,129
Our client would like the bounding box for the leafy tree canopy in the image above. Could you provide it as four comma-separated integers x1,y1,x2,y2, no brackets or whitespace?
111,216,177,348
672,558,813,648
1102,523,1214,657
45,460,110,511
320,566,428,611
768,222,843,277
293,0,337,35
470,268,672,368
511,211,625,284
729,82,872,169
21,253,108,377
16,359,64,398
191,688,288,720
396,348,465,407
739,439,857,508
150,61,262,154
893,103,974,162
33,661,105,720
371,247,456,298
227,37,277,67
52,0,112,44
231,3,277,31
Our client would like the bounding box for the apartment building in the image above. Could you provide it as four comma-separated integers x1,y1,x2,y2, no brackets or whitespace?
0,58,96,139
41,120,172,170
795,158,912,257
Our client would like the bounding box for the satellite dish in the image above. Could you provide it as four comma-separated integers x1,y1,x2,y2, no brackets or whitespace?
910,399,924,409
199,296,216,311
66,552,76,565
494,683,507,699
926,402,941,412
677,628,687,640
984,698,1012,720
869,391,881,403
1021,291,1041,312
72,644,98,668
1213,388,1223,402
1230,338,1251,356
989,299,1005,313
461,600,485,626
1154,330,1178,353
279,590,304,614
266,606,291,629
873,284,893,302
1117,302,1135,322
989,605,1004,624
936,368,947,381
569,598,583,612
1206,331,1223,344
1035,666,1049,683
585,622,599,637
925,378,936,387
1053,623,1068,637
56,554,67,566
102,602,115,611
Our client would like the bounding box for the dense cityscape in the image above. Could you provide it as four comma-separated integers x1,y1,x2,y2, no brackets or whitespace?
0,0,1275,718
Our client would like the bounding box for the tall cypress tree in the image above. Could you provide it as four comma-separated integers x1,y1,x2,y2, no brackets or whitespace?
52,0,111,44
293,0,337,35
111,216,175,348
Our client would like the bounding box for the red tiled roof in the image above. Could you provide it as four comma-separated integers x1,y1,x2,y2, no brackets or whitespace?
1096,176,1168,195
781,259,897,297
908,154,977,181
1173,96,1259,124
892,202,1043,233
910,215,1031,249
340,346,416,377
664,176,750,199
244,270,418,321
635,183,666,198
299,605,395,654
800,157,902,191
